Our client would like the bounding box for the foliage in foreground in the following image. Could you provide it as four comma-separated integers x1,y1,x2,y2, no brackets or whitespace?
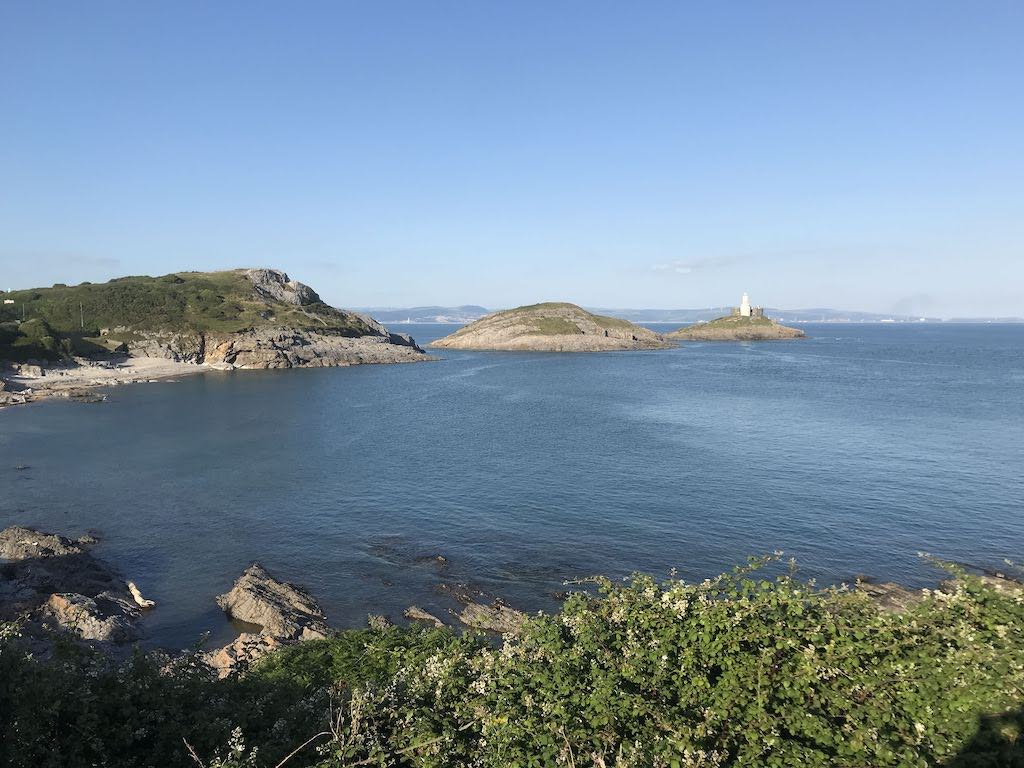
1,557,1022,768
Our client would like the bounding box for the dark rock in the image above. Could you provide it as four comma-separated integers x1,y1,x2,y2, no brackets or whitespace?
0,526,85,560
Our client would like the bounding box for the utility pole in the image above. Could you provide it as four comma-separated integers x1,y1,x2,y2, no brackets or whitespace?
80,302,84,329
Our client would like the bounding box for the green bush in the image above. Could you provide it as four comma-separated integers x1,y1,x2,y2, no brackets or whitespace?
1,559,1021,767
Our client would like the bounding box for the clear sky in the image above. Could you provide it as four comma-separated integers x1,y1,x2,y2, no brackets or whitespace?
2,2,1022,316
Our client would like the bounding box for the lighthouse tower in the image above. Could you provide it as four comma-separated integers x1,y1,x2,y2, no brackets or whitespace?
739,292,751,317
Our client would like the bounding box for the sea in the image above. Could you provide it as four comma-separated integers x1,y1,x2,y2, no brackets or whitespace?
1,323,1022,648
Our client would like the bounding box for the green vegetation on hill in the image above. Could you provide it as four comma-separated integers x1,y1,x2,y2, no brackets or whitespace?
0,271,371,361
2,557,1022,767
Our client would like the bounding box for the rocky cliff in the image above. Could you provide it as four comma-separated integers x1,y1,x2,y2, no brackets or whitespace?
1,267,429,370
429,302,673,352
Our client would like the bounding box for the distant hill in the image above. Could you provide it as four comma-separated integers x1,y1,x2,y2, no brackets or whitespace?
356,306,491,324
589,307,950,323
359,306,1021,325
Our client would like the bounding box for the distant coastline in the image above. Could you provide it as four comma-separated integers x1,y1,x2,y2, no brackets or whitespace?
360,306,1024,325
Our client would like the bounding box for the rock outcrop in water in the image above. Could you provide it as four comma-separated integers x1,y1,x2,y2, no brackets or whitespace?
430,302,672,352
207,563,332,677
0,526,143,644
457,600,528,634
215,563,330,641
667,314,805,341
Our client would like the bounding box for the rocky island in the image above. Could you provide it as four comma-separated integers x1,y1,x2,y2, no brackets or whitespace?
429,302,672,351
668,292,806,341
0,268,428,406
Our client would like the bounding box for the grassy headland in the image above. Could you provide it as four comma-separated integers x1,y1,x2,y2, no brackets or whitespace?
0,270,372,362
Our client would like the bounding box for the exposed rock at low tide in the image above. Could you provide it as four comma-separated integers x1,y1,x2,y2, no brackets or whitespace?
857,580,924,613
457,601,528,634
215,563,330,641
0,526,91,560
44,592,140,642
404,605,446,627
0,526,144,646
203,632,287,679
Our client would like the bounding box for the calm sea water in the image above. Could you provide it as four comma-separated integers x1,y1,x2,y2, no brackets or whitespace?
1,323,1022,648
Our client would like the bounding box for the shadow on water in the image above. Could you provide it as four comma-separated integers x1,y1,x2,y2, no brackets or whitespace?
948,707,1024,767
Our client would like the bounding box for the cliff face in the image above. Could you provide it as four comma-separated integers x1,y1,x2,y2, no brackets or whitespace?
667,315,806,341
429,302,672,351
127,326,424,368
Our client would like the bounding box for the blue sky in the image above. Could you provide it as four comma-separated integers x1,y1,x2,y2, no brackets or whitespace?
1,2,1022,316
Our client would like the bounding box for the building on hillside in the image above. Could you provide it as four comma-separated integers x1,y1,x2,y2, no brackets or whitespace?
730,292,764,319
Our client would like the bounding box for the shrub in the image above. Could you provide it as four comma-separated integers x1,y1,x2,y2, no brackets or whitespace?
1,559,1022,767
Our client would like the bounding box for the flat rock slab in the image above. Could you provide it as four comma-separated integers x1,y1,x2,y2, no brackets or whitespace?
0,526,88,560
216,563,330,641
858,581,924,613
457,601,528,634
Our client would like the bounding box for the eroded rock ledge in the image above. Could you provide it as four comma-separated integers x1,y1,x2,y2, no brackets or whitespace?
0,526,144,644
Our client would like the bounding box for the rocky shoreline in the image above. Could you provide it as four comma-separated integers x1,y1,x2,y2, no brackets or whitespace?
4,524,1020,680
0,328,431,409
0,525,534,677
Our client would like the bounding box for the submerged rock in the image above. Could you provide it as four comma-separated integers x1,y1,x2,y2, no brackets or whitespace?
215,563,330,641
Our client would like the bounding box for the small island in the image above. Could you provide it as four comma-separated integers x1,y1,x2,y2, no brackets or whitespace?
429,302,672,351
667,293,806,341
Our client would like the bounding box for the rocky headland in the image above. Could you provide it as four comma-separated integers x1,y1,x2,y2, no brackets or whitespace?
429,302,673,352
0,268,429,407
667,314,806,341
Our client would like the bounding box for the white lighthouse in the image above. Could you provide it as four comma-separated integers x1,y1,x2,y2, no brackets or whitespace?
739,292,751,317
